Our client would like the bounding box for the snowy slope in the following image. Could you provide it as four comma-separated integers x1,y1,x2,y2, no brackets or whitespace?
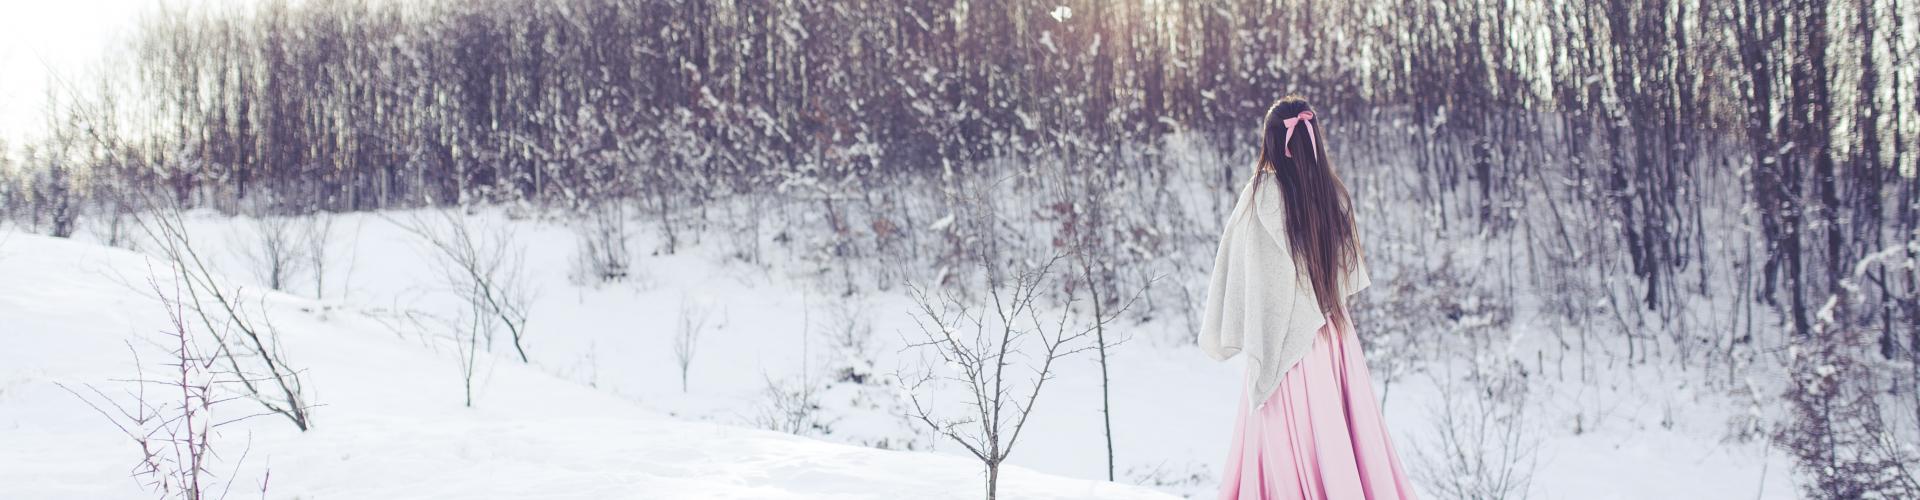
3,204,1808,499
0,231,1175,500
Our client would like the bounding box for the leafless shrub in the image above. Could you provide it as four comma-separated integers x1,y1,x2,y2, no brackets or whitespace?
1414,358,1539,500
1352,253,1511,394
1775,245,1920,499
752,294,839,438
756,295,930,450
673,296,717,393
59,276,271,499
569,200,632,285
235,213,307,292
141,204,313,431
1779,326,1920,499
822,297,875,363
751,374,831,437
392,209,534,363
897,254,1095,500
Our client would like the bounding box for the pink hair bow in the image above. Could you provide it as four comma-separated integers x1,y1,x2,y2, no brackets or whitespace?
1282,110,1316,158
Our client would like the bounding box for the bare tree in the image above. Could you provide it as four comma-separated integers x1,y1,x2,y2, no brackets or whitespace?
141,204,314,431
392,209,534,363
27,148,78,238
1045,154,1157,480
449,290,495,408
673,295,716,393
1073,258,1146,482
898,255,1095,500
299,211,338,299
375,303,489,408
235,212,307,292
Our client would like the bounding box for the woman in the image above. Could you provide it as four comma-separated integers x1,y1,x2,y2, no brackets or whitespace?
1199,96,1418,499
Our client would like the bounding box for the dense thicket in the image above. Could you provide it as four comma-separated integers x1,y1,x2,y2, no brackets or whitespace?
5,0,1918,496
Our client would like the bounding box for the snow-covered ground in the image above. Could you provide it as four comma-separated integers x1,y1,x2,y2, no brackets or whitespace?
0,230,1171,499
1,204,1803,499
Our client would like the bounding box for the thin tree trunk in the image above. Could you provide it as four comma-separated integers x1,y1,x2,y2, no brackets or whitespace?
986,461,1000,500
1087,269,1115,481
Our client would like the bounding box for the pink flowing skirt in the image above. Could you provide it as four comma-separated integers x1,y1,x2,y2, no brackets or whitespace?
1218,315,1419,500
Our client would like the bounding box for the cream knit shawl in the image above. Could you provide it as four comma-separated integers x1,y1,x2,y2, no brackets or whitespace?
1200,172,1371,407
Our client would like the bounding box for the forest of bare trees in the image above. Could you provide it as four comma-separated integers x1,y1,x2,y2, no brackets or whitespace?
2,0,1916,497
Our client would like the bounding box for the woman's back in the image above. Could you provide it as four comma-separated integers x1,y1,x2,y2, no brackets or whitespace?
1199,95,1415,500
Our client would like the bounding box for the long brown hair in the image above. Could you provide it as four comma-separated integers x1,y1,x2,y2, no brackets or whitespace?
1257,96,1360,322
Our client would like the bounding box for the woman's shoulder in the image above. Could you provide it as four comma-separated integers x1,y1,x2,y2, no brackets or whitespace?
1248,172,1286,217
1235,174,1294,255
1226,171,1260,209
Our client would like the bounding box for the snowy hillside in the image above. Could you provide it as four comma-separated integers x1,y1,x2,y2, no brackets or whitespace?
3,206,1807,499
0,230,1173,499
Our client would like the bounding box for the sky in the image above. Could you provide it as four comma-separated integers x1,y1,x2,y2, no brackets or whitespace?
0,1,148,146
0,1,274,147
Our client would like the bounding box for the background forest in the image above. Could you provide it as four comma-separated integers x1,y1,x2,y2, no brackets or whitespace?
2,0,1917,498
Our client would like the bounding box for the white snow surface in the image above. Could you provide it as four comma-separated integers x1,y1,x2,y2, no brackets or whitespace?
0,229,1172,499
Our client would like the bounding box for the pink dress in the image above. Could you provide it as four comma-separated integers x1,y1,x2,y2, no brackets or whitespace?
1218,310,1419,499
